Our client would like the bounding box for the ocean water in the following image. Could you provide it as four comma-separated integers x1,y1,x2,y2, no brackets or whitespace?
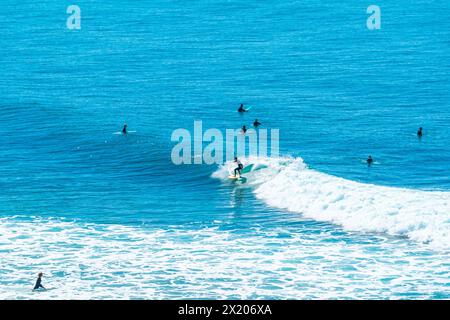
0,0,449,299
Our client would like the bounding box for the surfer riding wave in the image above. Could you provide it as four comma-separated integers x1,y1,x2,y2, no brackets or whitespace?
212,156,450,249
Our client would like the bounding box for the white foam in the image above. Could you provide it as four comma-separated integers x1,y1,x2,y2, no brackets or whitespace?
213,156,450,249
0,217,448,299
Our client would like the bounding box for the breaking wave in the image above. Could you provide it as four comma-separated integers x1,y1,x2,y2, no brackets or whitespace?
213,156,450,249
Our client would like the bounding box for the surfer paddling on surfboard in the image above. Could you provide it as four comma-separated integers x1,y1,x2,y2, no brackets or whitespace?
233,157,244,178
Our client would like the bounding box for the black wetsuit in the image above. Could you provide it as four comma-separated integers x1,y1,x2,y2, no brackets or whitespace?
33,277,45,290
367,158,373,166
234,161,244,176
238,106,246,113
253,121,261,127
122,127,127,134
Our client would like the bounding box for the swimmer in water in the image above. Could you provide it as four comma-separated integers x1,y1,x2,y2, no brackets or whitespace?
367,155,374,166
417,127,423,138
242,125,247,134
122,124,127,134
253,119,261,127
33,272,46,291
238,104,247,113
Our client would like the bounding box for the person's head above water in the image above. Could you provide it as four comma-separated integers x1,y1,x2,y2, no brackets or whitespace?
38,272,43,278
234,157,238,162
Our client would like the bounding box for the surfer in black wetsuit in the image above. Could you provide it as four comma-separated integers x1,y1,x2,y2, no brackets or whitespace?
33,273,46,291
417,127,423,138
122,124,128,134
253,119,261,127
242,125,247,134
234,157,244,177
367,155,374,166
238,104,247,113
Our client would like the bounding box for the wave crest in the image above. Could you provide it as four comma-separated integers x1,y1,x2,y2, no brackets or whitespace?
213,156,450,249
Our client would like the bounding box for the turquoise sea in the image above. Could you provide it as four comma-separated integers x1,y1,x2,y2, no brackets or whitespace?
0,0,449,299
